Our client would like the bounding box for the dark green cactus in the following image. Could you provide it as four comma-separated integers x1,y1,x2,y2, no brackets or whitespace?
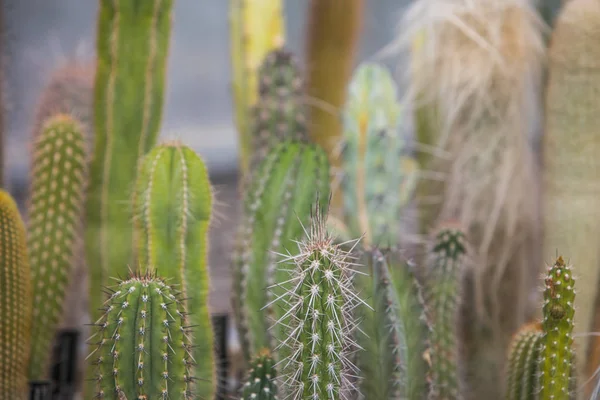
354,248,429,400
505,322,543,400
88,271,194,399
26,114,88,380
241,348,278,400
132,140,215,398
0,190,32,399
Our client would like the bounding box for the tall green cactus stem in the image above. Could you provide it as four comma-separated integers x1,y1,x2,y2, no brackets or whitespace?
423,222,467,399
505,322,543,400
132,140,215,397
354,249,429,400
0,190,32,399
538,256,576,400
269,203,366,399
26,114,88,380
340,62,418,248
88,272,194,398
542,0,600,381
231,140,330,361
241,349,278,400
86,0,174,334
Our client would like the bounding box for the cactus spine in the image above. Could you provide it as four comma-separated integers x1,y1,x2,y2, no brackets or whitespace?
241,349,278,400
88,272,193,399
505,322,543,400
0,190,32,399
354,249,429,400
232,140,330,361
26,114,88,380
133,140,215,397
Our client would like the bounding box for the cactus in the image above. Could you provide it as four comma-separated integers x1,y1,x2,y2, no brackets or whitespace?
0,190,32,399
132,140,215,398
87,271,194,398
229,0,285,178
339,62,418,248
231,140,330,361
241,349,278,400
354,248,429,400
269,202,366,399
538,256,576,400
26,114,88,380
505,322,543,400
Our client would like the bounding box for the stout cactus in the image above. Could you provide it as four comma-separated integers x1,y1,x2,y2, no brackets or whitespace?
26,114,88,380
231,140,330,361
241,349,278,400
133,140,215,398
88,272,194,399
0,190,32,399
505,322,543,400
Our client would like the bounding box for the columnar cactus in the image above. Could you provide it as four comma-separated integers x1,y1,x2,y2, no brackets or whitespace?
231,140,330,361
269,203,365,399
354,248,429,400
88,272,194,399
0,190,32,399
132,140,215,398
505,322,543,400
241,349,278,400
26,114,88,380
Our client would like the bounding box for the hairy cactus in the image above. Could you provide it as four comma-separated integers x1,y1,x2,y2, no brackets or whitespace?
269,203,365,399
354,248,429,400
88,271,194,399
241,349,278,400
505,322,543,400
538,256,576,400
339,62,418,248
231,140,330,361
0,190,32,399
133,140,215,397
26,114,88,380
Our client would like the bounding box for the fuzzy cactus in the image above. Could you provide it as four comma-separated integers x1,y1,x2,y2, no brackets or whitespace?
231,140,330,361
87,271,194,399
269,203,366,399
505,322,543,400
132,140,215,398
354,248,429,400
241,349,278,400
26,114,88,380
339,62,418,248
0,190,32,399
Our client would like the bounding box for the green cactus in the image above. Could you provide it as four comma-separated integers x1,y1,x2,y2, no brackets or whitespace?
132,140,215,397
354,248,429,400
88,271,194,398
26,114,88,380
269,202,366,399
339,62,418,248
505,322,543,400
241,348,278,400
538,256,576,400
85,0,174,334
231,140,330,361
0,190,32,399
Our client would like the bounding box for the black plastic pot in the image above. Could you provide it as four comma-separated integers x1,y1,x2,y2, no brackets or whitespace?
29,380,52,400
50,329,79,400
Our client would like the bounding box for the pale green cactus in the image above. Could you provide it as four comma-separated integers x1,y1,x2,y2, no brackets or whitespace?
505,322,543,400
241,349,278,400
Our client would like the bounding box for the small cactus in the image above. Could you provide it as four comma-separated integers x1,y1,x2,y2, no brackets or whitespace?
87,271,194,399
0,190,32,399
241,349,278,400
505,322,543,400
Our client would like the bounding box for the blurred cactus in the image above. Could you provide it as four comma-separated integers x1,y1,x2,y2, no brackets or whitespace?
505,322,543,400
240,349,278,400
87,271,195,399
133,140,215,398
0,190,32,399
26,114,88,380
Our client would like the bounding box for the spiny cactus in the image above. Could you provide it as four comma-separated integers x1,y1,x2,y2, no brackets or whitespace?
339,62,418,248
26,114,88,380
87,271,194,399
241,349,278,400
231,140,330,361
269,203,366,400
0,190,32,399
354,248,429,400
538,256,576,400
133,140,215,398
505,322,543,400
